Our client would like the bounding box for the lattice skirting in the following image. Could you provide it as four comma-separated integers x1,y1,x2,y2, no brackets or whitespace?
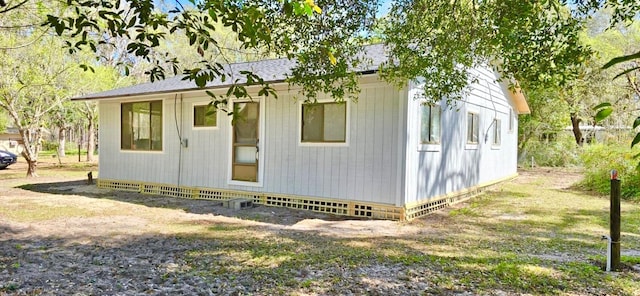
97,175,515,221
404,174,518,220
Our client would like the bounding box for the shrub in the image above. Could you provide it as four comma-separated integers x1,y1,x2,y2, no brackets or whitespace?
519,133,580,167
578,143,640,201
41,140,58,151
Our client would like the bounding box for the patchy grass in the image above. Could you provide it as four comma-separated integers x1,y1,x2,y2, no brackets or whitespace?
179,170,640,295
0,202,97,222
1,167,639,295
0,156,97,186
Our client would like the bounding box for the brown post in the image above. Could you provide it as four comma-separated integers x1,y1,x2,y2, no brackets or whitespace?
610,170,621,271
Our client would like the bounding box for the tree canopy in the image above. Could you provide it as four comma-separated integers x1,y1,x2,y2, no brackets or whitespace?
381,0,590,103
41,0,377,103
2,0,640,176
36,0,619,104
0,1,633,102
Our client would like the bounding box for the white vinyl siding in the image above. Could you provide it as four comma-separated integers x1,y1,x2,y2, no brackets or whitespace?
100,99,176,185
97,68,520,210
403,66,519,206
98,78,401,205
282,86,398,203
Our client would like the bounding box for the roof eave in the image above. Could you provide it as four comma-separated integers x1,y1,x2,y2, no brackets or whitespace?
508,87,530,115
72,69,380,101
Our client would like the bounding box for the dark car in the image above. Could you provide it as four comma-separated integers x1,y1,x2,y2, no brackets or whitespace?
0,150,18,169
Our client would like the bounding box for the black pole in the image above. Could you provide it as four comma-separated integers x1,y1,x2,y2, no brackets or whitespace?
610,170,621,271
78,143,81,162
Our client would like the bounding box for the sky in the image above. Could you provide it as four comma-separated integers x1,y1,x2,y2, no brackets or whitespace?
379,0,393,16
155,0,394,17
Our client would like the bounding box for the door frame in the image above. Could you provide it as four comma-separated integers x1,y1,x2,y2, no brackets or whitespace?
227,97,265,187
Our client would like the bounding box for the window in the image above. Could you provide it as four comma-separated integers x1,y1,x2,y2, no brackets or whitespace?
121,100,163,151
493,118,501,146
193,104,217,127
420,103,441,144
467,112,479,144
301,102,347,143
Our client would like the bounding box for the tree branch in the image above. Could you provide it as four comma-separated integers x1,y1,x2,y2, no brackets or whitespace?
603,50,640,69
0,0,28,14
0,28,50,50
626,72,640,96
0,23,36,29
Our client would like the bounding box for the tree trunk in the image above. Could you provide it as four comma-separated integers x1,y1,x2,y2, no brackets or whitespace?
26,159,38,177
570,113,583,146
58,128,66,157
86,117,95,162
18,128,40,177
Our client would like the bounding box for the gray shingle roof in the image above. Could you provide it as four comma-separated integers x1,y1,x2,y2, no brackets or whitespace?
75,44,387,100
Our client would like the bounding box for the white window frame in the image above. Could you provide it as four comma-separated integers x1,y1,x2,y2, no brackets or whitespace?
119,99,165,154
465,111,479,150
418,102,442,152
298,99,350,147
492,118,502,149
192,102,219,130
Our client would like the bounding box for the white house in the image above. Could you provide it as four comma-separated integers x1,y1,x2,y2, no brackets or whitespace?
75,44,529,220
0,128,23,155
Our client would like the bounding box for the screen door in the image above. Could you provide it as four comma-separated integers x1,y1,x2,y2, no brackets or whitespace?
232,102,259,182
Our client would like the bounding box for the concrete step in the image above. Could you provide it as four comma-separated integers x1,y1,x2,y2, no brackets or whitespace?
224,198,253,210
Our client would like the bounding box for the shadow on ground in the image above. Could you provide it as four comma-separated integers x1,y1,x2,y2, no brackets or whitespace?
16,179,351,226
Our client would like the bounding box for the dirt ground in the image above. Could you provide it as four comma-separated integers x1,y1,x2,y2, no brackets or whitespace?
513,166,584,189
0,162,438,295
0,156,432,237
0,166,620,295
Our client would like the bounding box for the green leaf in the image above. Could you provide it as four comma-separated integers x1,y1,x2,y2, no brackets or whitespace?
634,117,640,129
55,23,65,36
631,132,640,148
593,102,612,110
195,75,207,88
594,108,613,122
603,50,640,69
